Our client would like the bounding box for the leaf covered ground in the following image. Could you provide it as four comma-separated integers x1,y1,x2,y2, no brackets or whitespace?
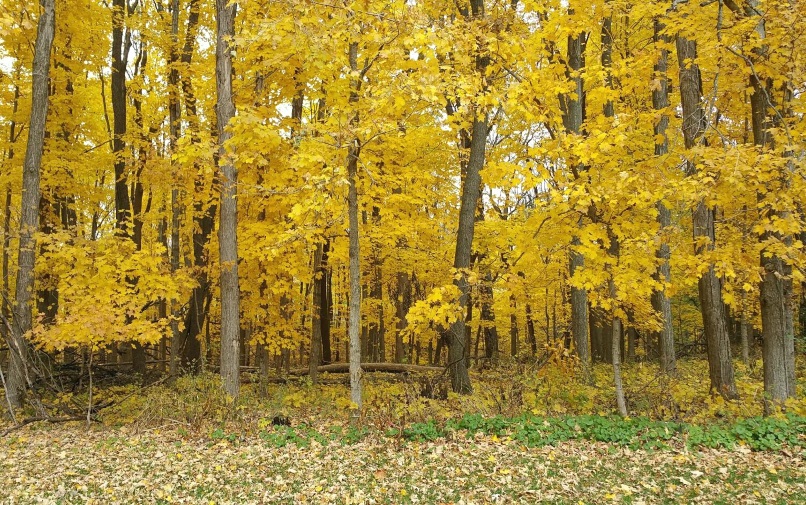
1,426,804,504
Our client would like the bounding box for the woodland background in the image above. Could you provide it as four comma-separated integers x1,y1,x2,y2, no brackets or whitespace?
0,0,805,429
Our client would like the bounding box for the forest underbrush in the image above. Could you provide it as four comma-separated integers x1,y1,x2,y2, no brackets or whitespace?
4,356,804,453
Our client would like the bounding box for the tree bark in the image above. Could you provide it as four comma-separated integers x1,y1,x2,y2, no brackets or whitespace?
215,0,240,398
172,0,210,373
167,0,182,375
347,41,363,416
309,244,324,383
650,17,677,374
111,0,131,235
510,295,518,357
525,303,536,355
560,25,591,375
744,1,796,406
2,75,20,346
395,271,412,363
7,0,56,408
448,111,487,393
676,35,737,399
480,273,498,362
444,0,489,393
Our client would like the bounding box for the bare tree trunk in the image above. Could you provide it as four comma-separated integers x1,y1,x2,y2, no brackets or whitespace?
7,0,55,408
347,41,362,417
167,0,182,376
480,273,498,363
2,71,21,347
676,35,737,399
510,295,518,357
448,110,486,393
321,240,332,363
174,0,209,373
740,1,796,406
740,311,750,366
309,244,324,383
612,306,628,417
215,0,240,398
112,0,131,235
525,303,536,355
394,271,411,363
651,17,676,374
560,24,591,376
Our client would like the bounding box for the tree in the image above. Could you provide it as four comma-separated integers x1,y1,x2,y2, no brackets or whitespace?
215,0,240,398
650,14,677,375
445,0,490,395
559,12,592,376
7,0,56,408
724,0,796,406
676,29,737,399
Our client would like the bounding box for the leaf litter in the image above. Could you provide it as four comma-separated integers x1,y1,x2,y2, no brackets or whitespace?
0,426,803,504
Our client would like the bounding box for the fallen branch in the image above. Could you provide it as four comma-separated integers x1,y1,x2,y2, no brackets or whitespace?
286,362,444,376
1,415,90,437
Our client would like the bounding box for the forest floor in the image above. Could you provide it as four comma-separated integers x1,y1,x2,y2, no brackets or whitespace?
1,425,804,504
2,359,806,503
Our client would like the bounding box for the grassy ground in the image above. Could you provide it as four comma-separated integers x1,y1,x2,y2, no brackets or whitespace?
1,426,804,504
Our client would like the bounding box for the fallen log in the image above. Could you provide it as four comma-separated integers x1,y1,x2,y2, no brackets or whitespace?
286,362,444,376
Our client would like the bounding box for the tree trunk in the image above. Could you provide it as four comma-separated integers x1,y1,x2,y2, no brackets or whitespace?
480,273,498,362
309,244,324,383
395,271,411,363
111,0,131,235
740,311,751,366
167,0,182,376
7,0,55,408
321,240,333,363
650,17,676,374
173,0,208,373
612,309,628,417
448,111,486,393
347,41,363,416
676,35,737,399
215,0,240,398
561,24,591,375
2,76,20,347
740,1,797,406
525,303,536,355
510,295,518,357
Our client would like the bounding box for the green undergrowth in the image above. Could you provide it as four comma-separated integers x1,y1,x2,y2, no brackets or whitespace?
234,412,806,452
404,413,806,451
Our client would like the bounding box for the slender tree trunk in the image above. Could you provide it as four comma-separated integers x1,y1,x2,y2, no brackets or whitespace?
2,77,21,345
7,0,56,408
676,36,737,399
480,273,498,362
525,303,536,355
215,0,240,398
321,240,332,363
443,0,491,394
560,24,591,375
111,0,131,235
740,310,751,366
174,0,209,373
448,111,486,393
347,40,362,416
799,231,806,359
650,17,676,374
510,295,518,357
309,244,324,383
612,306,628,417
395,271,411,363
167,0,182,376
